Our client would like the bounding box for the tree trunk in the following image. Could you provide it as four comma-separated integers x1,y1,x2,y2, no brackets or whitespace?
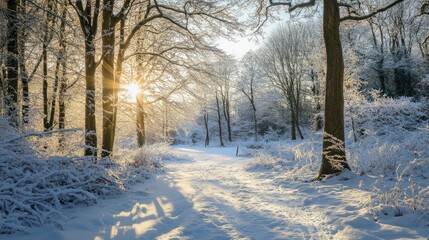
296,117,304,140
317,0,350,179
101,0,116,157
221,88,232,142
57,2,67,149
42,1,54,131
294,91,304,140
0,64,6,114
252,104,258,142
290,107,296,140
6,0,19,128
58,60,67,149
71,0,101,156
19,0,29,125
215,91,224,147
136,95,145,147
42,35,49,130
204,112,209,146
84,42,98,156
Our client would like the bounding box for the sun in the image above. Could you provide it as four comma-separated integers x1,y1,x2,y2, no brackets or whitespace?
123,83,141,102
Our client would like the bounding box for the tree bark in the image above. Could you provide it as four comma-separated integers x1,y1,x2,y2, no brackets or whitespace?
135,35,145,147
58,59,67,149
317,0,350,179
42,1,55,131
136,94,146,147
19,0,29,125
101,0,116,157
252,104,258,142
71,0,101,157
84,44,98,156
42,36,48,130
215,91,224,147
290,104,297,140
221,86,232,142
204,112,209,146
6,0,19,128
57,2,67,149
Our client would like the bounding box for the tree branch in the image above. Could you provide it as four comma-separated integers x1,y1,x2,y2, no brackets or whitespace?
340,0,405,22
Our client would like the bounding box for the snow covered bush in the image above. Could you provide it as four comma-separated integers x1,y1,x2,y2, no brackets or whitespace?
346,96,429,176
370,159,429,219
244,139,321,180
0,119,168,234
244,152,286,171
346,94,426,137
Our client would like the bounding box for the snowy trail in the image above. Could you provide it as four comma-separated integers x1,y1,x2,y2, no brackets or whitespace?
167,147,332,239
7,146,429,240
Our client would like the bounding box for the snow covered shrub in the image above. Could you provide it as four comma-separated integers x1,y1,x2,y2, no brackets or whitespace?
348,126,429,177
244,152,286,171
114,143,181,168
0,119,163,234
370,159,429,218
0,153,127,234
345,95,429,176
346,94,426,137
244,139,321,180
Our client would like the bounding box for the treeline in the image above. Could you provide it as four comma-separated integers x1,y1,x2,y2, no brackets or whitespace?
1,0,428,178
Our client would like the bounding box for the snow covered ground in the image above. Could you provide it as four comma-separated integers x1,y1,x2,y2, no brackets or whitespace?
7,146,429,240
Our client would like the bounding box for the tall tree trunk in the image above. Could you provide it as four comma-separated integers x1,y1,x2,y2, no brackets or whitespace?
19,0,29,125
296,117,304,140
58,59,67,149
215,91,224,147
221,86,232,142
293,87,304,140
252,104,258,142
71,0,101,157
311,69,322,131
42,1,54,131
101,0,116,157
6,0,19,127
294,96,304,140
317,0,350,179
42,39,48,130
204,112,209,146
135,36,145,147
84,42,98,156
111,18,126,149
136,95,145,147
290,106,296,140
0,64,6,114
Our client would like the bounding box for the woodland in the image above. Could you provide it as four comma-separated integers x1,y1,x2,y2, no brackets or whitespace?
1,0,429,237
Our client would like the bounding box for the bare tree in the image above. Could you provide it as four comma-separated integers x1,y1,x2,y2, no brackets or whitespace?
259,23,311,140
69,0,101,156
239,51,261,141
215,89,224,147
217,58,236,142
257,0,405,179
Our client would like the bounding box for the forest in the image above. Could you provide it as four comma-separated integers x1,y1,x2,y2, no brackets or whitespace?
1,0,429,238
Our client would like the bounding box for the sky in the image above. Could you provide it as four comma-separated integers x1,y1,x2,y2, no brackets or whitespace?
217,37,260,59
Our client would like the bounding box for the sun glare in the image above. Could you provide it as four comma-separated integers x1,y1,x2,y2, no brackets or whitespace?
123,83,140,102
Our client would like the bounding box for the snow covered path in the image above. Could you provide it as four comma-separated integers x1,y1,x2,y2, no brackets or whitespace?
8,146,429,240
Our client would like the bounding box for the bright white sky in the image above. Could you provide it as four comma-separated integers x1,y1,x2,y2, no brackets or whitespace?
217,12,290,59
217,37,260,59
